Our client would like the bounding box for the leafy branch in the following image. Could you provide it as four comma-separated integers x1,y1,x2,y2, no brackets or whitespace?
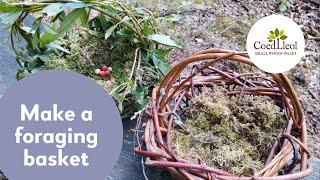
0,0,180,115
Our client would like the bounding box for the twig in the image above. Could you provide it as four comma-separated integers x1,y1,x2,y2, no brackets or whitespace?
237,75,248,103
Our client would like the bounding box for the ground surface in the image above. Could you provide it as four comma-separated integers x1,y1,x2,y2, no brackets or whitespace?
132,0,320,158
1,0,319,179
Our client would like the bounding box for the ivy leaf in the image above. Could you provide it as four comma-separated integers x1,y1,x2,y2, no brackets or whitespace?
151,49,171,75
148,34,180,48
132,86,148,109
280,35,287,40
105,24,117,39
275,28,279,37
279,3,287,12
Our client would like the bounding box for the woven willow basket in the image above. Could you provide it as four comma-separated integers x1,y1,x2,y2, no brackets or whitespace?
135,49,312,180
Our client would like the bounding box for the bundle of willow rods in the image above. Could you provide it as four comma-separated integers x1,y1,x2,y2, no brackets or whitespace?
135,48,313,180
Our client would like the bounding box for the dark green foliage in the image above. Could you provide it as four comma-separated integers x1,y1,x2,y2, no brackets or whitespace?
0,0,180,114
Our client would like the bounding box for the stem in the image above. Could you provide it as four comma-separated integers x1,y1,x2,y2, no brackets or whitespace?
92,1,146,45
91,6,136,32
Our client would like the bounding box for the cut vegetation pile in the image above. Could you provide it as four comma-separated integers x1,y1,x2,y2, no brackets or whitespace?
0,0,179,115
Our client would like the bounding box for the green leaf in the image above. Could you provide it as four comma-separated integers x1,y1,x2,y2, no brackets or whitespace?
151,49,171,75
16,70,31,80
142,22,153,36
117,28,133,37
42,23,57,35
42,2,88,16
57,8,85,36
275,28,279,37
40,32,57,46
79,9,89,27
41,3,64,16
30,17,42,34
47,43,70,54
148,34,180,48
98,16,111,32
31,30,39,50
279,3,287,12
0,0,22,12
270,31,274,34
133,37,140,43
132,86,148,109
269,34,276,40
279,30,284,36
195,0,202,4
0,11,22,26
105,24,117,39
62,2,89,10
52,11,65,22
40,24,58,45
38,55,50,62
31,68,42,73
280,35,287,40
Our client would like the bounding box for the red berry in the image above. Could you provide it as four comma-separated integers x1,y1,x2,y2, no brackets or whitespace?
105,71,111,76
101,65,108,71
100,71,108,77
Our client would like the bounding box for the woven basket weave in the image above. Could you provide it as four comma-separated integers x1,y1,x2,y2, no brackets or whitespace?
135,48,312,180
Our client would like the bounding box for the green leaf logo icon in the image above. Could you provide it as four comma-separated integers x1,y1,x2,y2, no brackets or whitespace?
267,28,288,42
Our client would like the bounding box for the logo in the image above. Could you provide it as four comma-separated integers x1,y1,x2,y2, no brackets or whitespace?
268,28,287,42
247,15,305,73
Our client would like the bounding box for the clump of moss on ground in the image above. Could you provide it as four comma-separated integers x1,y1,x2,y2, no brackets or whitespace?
43,31,134,82
171,86,285,176
42,30,142,111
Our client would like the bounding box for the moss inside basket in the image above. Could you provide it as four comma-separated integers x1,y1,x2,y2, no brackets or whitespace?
171,86,286,176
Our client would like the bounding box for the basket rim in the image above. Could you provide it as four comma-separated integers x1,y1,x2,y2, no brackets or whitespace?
135,48,312,180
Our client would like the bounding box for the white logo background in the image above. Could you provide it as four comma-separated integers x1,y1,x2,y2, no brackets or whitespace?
246,15,305,73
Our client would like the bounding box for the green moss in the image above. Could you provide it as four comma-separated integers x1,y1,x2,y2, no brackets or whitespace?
171,86,285,176
214,14,256,47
